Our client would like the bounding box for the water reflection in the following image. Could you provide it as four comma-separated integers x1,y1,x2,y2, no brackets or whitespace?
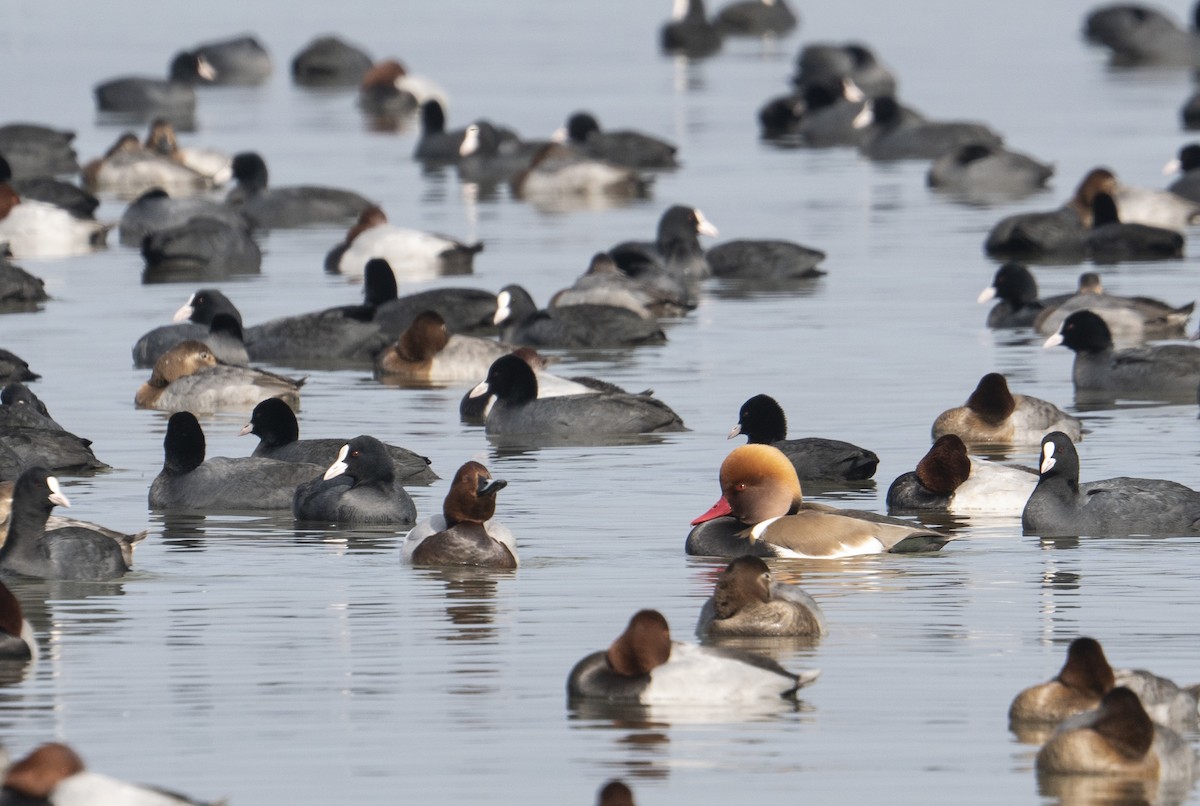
567,695,808,727
418,566,512,644
486,432,678,452
1037,768,1192,806
142,258,260,285
153,511,306,548
708,276,826,299
97,110,197,133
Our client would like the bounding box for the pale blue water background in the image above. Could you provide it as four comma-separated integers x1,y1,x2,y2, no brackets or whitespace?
0,0,1200,803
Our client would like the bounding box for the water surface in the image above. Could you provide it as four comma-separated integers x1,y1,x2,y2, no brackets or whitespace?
2,0,1200,803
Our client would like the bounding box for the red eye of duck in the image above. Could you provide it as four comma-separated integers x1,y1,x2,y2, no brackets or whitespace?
350,450,360,458
734,482,746,491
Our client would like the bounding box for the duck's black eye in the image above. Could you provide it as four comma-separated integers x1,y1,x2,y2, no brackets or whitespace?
350,450,360,459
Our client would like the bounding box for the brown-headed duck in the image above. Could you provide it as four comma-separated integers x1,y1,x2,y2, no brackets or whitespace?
1066,167,1200,233
567,609,818,705
3,741,223,804
135,340,302,414
357,59,446,120
0,579,35,660
886,434,1037,515
143,118,232,185
931,372,1082,446
688,444,950,558
981,167,1179,260
696,555,827,637
402,461,515,568
1036,688,1195,782
596,779,636,806
1010,636,1200,734
325,205,482,280
373,310,508,384
0,185,107,259
82,132,209,199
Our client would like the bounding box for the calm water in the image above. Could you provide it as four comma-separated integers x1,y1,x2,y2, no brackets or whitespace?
2,0,1200,803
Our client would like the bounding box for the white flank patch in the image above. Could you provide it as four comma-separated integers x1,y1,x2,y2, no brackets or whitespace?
640,642,811,705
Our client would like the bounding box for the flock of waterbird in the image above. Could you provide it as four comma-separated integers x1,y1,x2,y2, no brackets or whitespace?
3,0,1200,801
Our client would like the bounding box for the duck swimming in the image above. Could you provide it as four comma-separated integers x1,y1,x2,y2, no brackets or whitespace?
695,555,827,637
135,340,303,413
402,460,514,568
886,434,1037,515
688,444,950,558
1010,636,1200,733
373,310,509,384
568,609,819,705
1036,687,1196,781
932,373,1082,445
